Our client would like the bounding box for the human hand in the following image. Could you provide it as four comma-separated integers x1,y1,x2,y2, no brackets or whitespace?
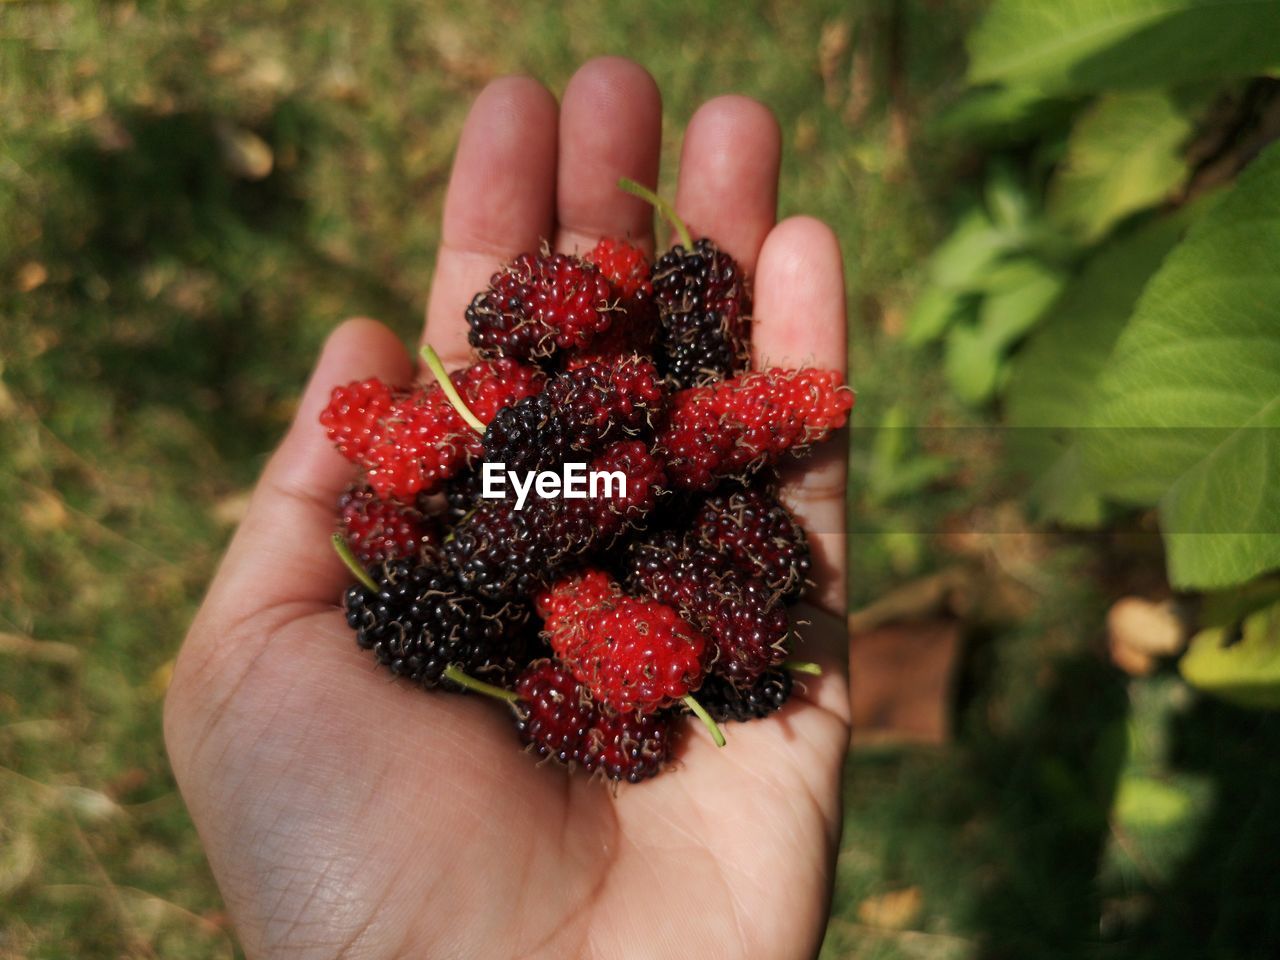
165,57,850,960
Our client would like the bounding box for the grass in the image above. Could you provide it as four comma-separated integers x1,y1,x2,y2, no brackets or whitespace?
3,1,1278,957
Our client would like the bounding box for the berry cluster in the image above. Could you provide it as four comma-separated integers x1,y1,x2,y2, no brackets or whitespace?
320,181,852,783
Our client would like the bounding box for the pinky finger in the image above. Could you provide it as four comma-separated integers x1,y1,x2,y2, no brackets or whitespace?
750,217,850,619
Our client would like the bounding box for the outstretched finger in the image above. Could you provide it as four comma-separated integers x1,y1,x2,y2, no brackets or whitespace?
553,57,662,256
672,95,780,273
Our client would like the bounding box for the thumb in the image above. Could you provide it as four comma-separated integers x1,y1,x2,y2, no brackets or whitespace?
199,318,415,625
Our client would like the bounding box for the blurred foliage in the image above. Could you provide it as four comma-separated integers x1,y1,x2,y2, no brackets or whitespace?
1083,147,1280,588
1004,206,1201,526
909,0,1280,699
905,164,1071,405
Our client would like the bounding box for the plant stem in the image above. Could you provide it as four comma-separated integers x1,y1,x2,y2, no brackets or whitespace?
618,177,694,250
420,344,486,433
330,533,379,592
683,694,726,747
785,660,824,676
443,664,519,703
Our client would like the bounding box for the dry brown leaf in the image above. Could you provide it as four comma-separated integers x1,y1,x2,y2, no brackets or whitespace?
148,659,174,700
207,46,245,76
90,114,134,152
212,489,252,526
22,489,68,533
61,786,124,824
241,56,291,96
16,261,48,293
856,886,924,930
0,632,80,666
0,719,71,742
794,117,818,153
844,24,874,127
851,620,960,746
1109,639,1155,677
848,567,971,632
216,122,273,181
819,20,852,107
0,833,38,897
77,85,106,120
1108,597,1185,659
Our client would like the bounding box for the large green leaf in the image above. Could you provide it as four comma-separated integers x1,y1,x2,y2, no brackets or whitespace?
1005,210,1196,522
1180,601,1280,709
969,0,1280,94
1161,397,1280,587
1048,92,1193,243
1008,213,1195,430
1082,144,1280,587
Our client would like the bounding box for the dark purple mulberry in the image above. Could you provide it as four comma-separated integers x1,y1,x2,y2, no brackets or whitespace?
651,238,751,389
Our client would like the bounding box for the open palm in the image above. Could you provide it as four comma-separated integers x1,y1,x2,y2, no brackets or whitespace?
166,58,851,960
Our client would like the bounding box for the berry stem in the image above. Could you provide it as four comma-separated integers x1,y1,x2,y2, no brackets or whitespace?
785,660,824,676
618,177,694,250
442,664,520,703
683,694,727,747
420,344,487,434
330,533,379,592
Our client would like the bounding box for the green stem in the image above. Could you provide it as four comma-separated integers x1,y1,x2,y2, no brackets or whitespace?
683,694,726,747
785,660,823,676
618,177,694,250
330,533,379,592
443,664,519,703
420,344,486,434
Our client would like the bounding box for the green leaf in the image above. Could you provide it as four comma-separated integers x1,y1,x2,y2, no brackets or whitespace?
945,323,1004,405
968,0,1280,94
1048,92,1193,243
1114,773,1195,829
1180,601,1280,709
1005,210,1197,523
926,208,1011,288
985,161,1033,231
1081,144,1280,587
978,259,1065,342
905,206,1026,345
904,284,970,346
945,259,1065,405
